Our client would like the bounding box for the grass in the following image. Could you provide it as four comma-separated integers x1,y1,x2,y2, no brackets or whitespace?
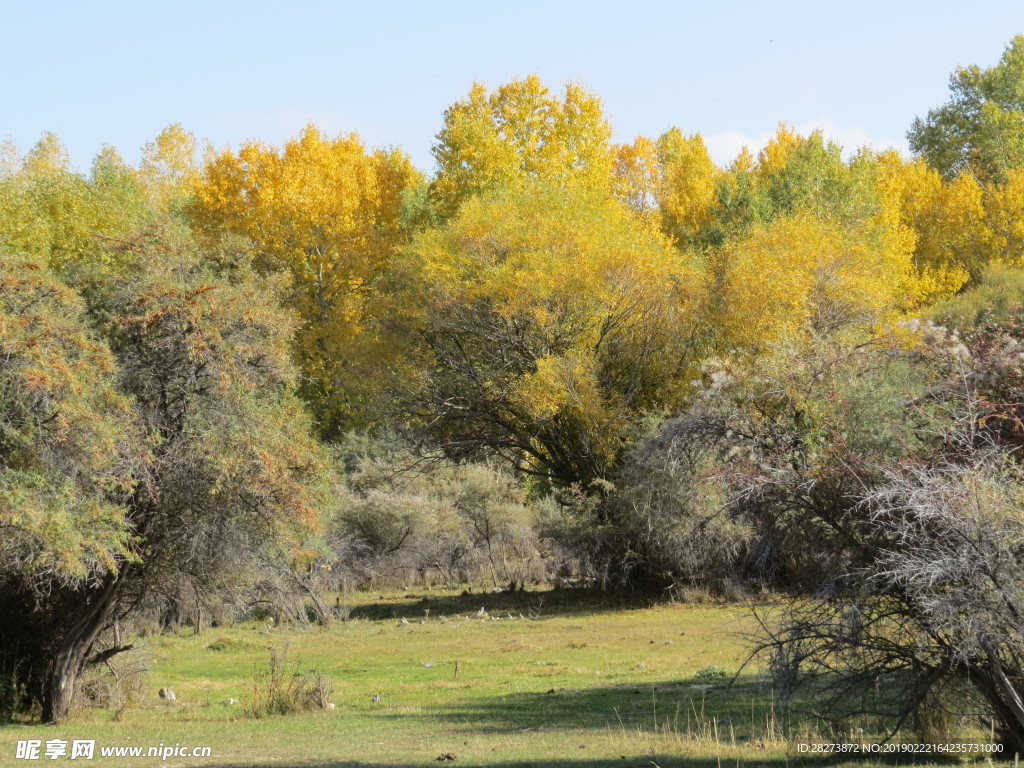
0,587,1005,767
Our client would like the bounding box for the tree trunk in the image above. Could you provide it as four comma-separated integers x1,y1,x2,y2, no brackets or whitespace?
43,574,121,724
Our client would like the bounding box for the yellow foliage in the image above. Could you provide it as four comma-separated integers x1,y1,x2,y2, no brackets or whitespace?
406,181,700,483
611,136,660,226
137,123,199,209
708,215,919,351
612,130,719,245
657,129,719,245
982,168,1024,266
20,132,73,176
431,76,614,219
189,124,422,433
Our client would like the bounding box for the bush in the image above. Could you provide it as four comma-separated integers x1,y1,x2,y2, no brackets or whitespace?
0,668,30,722
695,665,728,681
330,437,545,590
247,644,332,718
929,263,1024,331
206,636,251,653
72,655,150,721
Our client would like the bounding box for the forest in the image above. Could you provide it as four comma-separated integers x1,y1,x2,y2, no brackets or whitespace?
4,34,1024,757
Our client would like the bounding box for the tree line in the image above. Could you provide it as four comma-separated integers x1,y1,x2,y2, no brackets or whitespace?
3,36,1024,743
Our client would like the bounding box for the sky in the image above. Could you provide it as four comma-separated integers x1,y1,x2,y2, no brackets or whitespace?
4,1,1024,174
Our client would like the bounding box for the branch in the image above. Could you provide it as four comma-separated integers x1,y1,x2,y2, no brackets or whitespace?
87,644,135,667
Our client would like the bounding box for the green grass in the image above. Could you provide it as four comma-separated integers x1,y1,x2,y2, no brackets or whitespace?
0,588,1005,767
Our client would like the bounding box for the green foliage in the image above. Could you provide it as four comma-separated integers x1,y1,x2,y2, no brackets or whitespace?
0,253,135,582
695,665,728,680
0,225,333,722
909,35,1024,182
0,136,148,273
206,636,253,653
332,436,546,589
0,668,30,722
928,263,1024,330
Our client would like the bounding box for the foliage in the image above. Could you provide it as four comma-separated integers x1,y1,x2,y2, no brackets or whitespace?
909,35,1024,182
606,412,752,595
136,123,199,211
399,180,699,487
929,263,1024,330
331,436,545,590
737,311,1024,748
0,135,148,272
757,444,1024,750
0,228,330,723
612,129,719,247
704,214,920,352
430,76,614,220
0,253,135,584
190,125,421,435
751,126,878,225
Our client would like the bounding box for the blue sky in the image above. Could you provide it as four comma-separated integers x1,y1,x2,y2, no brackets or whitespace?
4,1,1024,172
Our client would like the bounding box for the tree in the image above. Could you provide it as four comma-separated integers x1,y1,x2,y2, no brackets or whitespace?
909,36,1024,182
656,129,720,246
611,130,720,247
0,252,135,721
430,76,614,220
0,134,148,273
611,135,660,227
757,440,1024,750
730,312,1024,748
398,180,699,488
136,123,199,210
0,252,135,592
0,231,329,723
704,214,920,353
189,125,421,435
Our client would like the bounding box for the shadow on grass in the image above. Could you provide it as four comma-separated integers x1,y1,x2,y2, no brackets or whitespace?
372,676,776,736
341,587,668,622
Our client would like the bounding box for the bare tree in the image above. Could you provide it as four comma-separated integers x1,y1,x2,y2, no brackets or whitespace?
756,441,1024,750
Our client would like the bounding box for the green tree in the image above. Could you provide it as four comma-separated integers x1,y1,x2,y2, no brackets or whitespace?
909,36,1024,182
0,134,147,273
0,231,329,723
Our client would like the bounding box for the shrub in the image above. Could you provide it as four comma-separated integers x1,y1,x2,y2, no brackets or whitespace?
0,668,30,722
929,263,1024,331
247,644,332,718
206,636,250,653
72,655,150,721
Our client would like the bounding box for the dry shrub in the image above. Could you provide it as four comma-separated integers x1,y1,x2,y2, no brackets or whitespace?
73,655,150,720
247,643,333,717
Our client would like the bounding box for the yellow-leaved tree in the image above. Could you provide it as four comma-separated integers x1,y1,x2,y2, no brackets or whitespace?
399,179,701,487
136,123,200,211
430,76,615,220
872,151,1024,296
706,214,921,353
189,125,422,435
612,129,720,246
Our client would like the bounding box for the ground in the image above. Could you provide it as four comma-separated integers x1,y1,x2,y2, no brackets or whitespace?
0,588,1002,767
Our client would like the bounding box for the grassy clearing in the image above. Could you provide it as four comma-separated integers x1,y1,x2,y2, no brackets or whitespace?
0,589,1003,767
